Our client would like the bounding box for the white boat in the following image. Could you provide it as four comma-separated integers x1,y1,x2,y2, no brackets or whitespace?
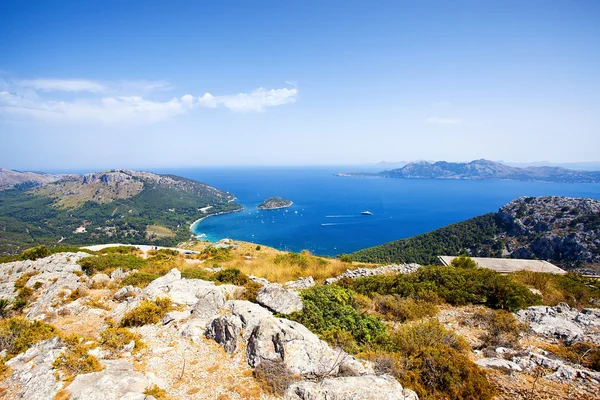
361,211,373,215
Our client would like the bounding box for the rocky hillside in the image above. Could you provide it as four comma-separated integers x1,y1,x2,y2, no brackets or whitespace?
0,169,241,256
0,168,74,190
0,245,598,399
339,159,600,183
351,196,600,269
498,196,600,266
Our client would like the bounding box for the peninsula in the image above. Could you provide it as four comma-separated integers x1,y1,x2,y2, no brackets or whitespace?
257,196,293,210
337,159,600,183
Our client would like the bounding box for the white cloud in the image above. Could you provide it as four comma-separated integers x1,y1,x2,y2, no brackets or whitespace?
426,117,463,125
16,79,108,93
0,91,194,123
197,87,297,112
0,78,298,123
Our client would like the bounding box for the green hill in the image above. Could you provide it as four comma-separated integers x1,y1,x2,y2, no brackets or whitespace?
350,196,600,269
0,169,241,256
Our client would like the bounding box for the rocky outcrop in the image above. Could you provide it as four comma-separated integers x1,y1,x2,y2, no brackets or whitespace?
516,303,600,344
325,263,420,285
191,287,225,319
499,196,600,265
206,300,373,378
286,375,418,400
284,276,315,290
205,315,242,353
3,337,65,400
256,284,303,314
67,359,152,400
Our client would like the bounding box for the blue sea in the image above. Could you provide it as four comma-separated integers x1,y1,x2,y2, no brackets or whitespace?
157,167,600,256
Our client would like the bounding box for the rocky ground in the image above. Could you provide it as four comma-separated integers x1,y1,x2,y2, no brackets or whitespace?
0,249,599,399
499,196,600,267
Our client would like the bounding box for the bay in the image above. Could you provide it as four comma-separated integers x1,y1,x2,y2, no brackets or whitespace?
157,166,600,256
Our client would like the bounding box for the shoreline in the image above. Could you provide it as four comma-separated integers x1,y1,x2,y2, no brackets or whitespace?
257,201,294,210
189,206,244,234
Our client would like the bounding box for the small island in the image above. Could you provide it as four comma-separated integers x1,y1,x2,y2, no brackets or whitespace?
257,196,293,210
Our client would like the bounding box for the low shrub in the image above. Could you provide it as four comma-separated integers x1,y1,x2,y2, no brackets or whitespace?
121,272,161,288
240,281,262,303
0,298,11,318
181,268,214,280
288,285,386,353
120,297,173,327
253,359,297,396
98,246,140,255
67,286,88,302
215,268,249,285
372,295,439,322
0,317,57,359
545,342,600,371
78,254,147,275
512,271,600,307
52,334,103,378
450,254,479,269
343,264,542,311
362,319,495,400
480,309,526,348
100,327,145,357
144,384,167,399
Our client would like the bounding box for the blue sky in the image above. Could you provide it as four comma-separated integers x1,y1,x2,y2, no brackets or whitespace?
1,0,599,170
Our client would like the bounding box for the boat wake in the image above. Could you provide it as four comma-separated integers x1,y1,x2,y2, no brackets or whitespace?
325,215,358,218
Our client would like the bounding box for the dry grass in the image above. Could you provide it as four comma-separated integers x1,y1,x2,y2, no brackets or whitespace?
189,241,378,283
146,225,176,238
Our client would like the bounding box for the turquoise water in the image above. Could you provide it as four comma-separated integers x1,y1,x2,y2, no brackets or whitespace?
158,167,600,256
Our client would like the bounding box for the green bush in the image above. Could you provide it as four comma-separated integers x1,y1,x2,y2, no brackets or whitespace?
373,295,439,322
52,334,103,378
181,267,214,280
120,297,173,327
0,317,57,359
215,268,249,285
121,272,161,288
288,285,386,352
100,327,145,357
481,309,526,348
371,319,495,400
450,255,478,269
343,265,541,311
0,298,10,318
78,254,147,275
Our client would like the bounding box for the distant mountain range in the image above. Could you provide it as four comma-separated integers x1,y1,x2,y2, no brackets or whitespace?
339,159,600,183
0,169,241,256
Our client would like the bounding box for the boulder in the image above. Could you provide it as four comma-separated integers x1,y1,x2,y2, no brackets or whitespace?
286,375,419,400
224,300,273,339
143,268,217,306
476,357,522,372
67,359,151,400
246,317,342,376
284,276,315,290
205,315,243,353
256,284,303,315
249,275,270,286
191,287,225,319
113,285,142,302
